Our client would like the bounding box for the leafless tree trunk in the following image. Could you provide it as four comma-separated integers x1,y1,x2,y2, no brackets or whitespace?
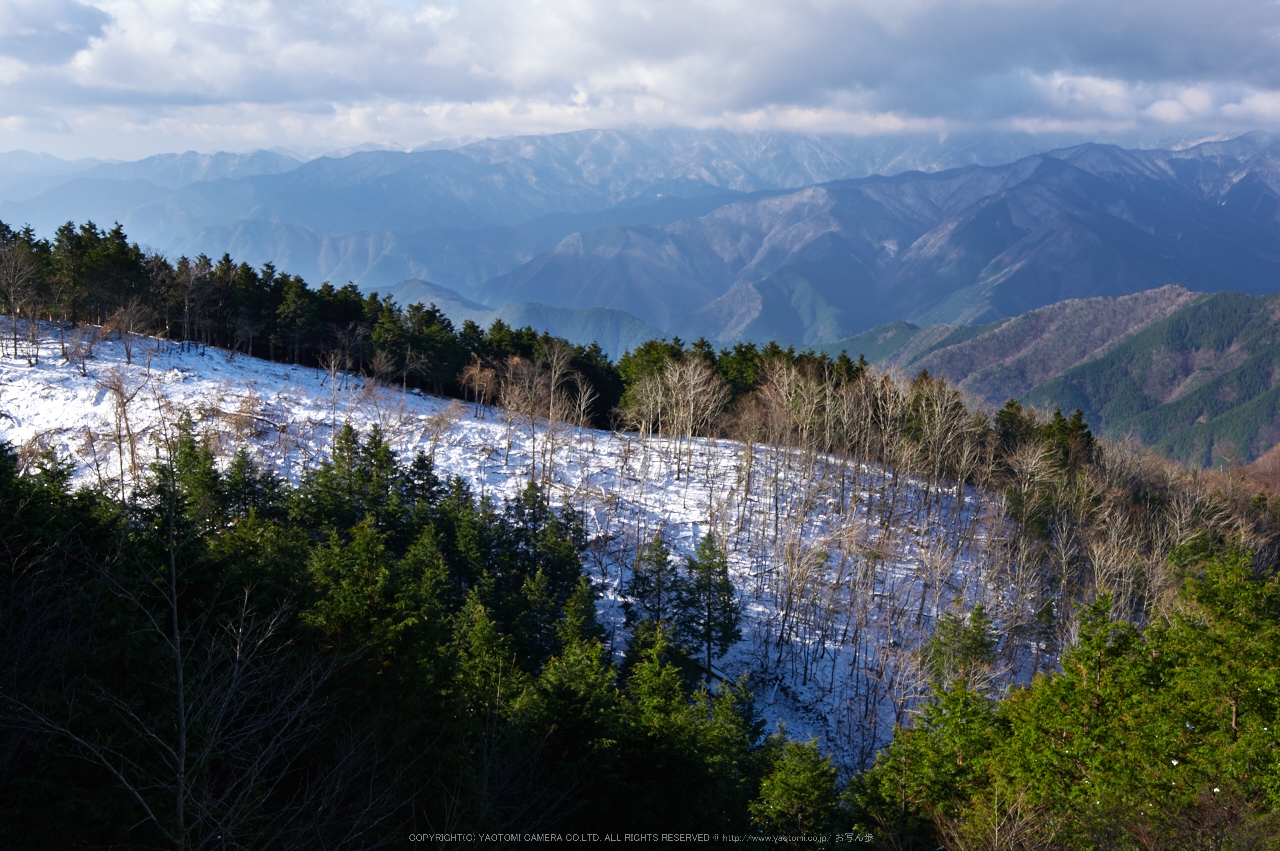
460,355,497,418
98,364,152,499
112,296,155,365
660,358,729,481
0,241,37,361
500,355,547,482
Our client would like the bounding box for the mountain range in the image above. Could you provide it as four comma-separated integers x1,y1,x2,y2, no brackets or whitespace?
0,127,1169,291
5,128,1280,463
478,133,1280,344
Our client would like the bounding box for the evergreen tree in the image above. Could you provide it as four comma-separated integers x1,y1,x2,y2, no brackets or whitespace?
168,412,224,532
675,532,741,682
920,603,997,691
623,532,681,630
223,447,285,521
750,738,841,840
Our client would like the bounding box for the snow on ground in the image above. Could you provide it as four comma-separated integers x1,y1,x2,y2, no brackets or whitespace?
0,322,1012,771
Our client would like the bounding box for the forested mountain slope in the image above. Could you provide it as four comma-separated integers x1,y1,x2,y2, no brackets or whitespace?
825,287,1280,465
1024,292,1280,465
842,285,1202,394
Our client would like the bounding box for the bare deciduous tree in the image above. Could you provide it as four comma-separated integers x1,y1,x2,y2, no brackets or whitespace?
111,296,155,365
460,355,498,417
0,240,38,361
422,402,464,462
369,349,397,385
98,364,152,498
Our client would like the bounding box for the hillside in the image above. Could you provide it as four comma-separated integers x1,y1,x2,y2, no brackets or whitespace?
2,312,1273,843
1024,292,1280,465
884,285,1202,400
0,319,989,770
832,287,1280,465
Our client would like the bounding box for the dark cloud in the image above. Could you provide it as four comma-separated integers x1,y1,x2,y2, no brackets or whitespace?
0,0,110,65
0,0,1278,157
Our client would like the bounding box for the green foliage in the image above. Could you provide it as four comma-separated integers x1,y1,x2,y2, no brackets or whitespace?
920,604,996,690
623,532,680,629
750,738,842,839
0,428,853,844
1039,406,1094,470
675,532,742,681
860,541,1280,849
854,685,1003,847
995,398,1038,456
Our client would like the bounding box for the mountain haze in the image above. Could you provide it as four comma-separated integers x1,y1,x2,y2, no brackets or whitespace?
0,128,1170,295
480,136,1280,343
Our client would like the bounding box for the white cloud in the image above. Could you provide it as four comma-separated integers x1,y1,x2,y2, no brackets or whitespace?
0,0,1277,157
1223,91,1280,123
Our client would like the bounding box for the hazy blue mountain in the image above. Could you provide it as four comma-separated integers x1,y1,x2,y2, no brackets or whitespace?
77,149,304,190
0,150,102,176
0,150,107,203
2,129,1277,338
0,127,1159,275
0,178,174,237
164,191,747,294
0,150,300,206
479,137,1280,342
382,279,662,359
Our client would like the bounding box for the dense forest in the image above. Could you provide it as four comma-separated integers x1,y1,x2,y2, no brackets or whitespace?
0,422,855,846
6,221,1280,848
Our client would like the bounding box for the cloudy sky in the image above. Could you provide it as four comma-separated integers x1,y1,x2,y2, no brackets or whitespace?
1,0,1278,158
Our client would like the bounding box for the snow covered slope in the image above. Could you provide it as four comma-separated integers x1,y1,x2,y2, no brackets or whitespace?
0,321,1009,771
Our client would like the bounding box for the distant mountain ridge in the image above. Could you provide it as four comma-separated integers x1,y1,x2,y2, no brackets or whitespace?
0,127,1182,294
479,135,1280,343
384,279,663,361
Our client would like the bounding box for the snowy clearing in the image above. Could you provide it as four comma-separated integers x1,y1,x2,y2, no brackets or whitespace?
0,322,1020,771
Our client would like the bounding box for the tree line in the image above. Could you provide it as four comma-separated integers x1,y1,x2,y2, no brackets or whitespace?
0,219,622,424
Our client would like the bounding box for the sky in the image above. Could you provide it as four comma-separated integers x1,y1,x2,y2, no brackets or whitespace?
0,0,1278,159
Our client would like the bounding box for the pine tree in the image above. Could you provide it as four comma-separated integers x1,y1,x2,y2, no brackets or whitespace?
224,447,285,521
169,413,223,532
921,603,996,691
750,738,840,839
623,533,681,630
675,533,741,683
